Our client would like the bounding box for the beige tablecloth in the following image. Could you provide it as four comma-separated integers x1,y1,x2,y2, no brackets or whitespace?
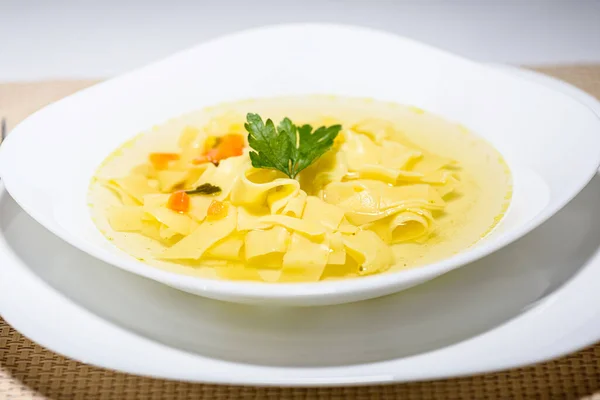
1,65,600,399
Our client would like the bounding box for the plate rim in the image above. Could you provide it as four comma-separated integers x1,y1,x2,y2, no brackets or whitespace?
1,65,600,386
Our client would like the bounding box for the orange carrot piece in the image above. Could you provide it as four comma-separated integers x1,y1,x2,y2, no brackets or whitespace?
192,134,245,165
219,134,245,157
149,152,180,169
167,191,190,213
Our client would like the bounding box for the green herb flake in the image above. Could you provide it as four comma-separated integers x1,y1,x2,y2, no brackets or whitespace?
185,183,222,195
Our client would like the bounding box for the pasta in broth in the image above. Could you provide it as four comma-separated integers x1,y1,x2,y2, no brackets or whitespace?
89,96,512,282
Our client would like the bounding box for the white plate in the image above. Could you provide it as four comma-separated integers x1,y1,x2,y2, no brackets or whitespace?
1,66,600,386
1,24,600,305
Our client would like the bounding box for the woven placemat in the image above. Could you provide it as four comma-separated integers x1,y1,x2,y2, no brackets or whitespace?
1,66,600,400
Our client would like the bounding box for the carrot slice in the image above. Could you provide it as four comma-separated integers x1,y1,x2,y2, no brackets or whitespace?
167,191,190,213
192,134,245,165
219,134,245,158
149,153,180,169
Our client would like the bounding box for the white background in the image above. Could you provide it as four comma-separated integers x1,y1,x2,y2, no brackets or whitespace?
1,0,600,81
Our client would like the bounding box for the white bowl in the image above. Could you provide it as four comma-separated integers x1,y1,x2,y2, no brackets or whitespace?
1,24,600,306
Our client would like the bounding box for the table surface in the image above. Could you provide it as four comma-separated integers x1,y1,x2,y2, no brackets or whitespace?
2,0,600,81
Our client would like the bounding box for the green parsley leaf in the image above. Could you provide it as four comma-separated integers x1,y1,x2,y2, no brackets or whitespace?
244,113,341,179
185,183,222,195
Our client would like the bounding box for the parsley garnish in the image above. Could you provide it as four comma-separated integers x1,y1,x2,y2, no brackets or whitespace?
185,183,222,195
244,113,342,179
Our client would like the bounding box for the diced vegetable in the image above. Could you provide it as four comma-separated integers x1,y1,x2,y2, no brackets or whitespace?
207,200,228,219
167,190,190,213
149,153,180,170
193,134,245,165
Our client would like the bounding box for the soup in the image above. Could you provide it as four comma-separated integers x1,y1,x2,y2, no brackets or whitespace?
89,96,511,282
